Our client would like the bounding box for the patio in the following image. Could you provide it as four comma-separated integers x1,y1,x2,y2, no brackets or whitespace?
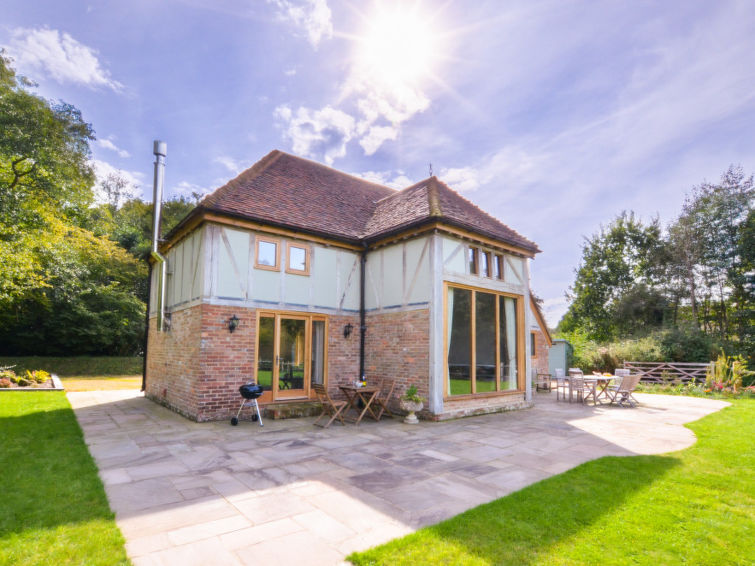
67,391,728,566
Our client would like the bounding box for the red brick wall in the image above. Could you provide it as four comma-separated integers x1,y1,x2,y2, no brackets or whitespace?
145,305,203,419
531,330,550,374
364,308,430,411
147,305,361,421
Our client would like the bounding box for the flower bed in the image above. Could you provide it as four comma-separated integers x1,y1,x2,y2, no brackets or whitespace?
0,368,62,390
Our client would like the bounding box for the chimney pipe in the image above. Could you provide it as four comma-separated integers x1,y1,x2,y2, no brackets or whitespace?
151,140,168,332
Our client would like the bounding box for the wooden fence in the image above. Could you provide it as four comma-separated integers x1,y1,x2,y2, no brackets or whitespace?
623,361,712,384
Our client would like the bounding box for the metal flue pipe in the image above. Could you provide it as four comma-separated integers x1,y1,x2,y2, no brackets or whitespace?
151,140,168,332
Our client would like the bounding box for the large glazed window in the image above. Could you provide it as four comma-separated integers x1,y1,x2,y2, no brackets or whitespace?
447,284,522,396
447,287,472,395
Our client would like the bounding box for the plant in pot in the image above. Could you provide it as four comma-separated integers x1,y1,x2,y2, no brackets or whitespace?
399,385,424,424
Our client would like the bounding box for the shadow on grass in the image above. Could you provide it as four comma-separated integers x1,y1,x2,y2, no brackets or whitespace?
350,454,680,565
0,392,128,564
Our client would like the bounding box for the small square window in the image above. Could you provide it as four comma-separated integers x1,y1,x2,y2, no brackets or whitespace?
255,237,280,270
287,244,309,275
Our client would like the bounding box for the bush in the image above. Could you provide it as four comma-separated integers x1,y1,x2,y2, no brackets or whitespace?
26,369,51,383
660,326,718,362
0,378,10,388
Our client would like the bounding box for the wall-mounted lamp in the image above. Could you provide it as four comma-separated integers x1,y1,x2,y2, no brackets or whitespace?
343,323,354,338
228,314,240,333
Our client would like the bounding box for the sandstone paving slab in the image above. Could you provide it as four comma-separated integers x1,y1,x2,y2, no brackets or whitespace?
68,389,728,565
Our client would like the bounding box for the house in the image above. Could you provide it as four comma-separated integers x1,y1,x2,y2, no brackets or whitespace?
145,150,550,421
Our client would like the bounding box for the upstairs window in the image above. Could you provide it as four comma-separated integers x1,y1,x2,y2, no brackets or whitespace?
468,247,478,275
481,251,491,277
495,255,504,280
286,243,310,275
255,237,280,270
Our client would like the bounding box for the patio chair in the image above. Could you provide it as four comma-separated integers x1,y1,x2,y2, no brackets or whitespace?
614,368,630,378
554,368,568,400
607,374,641,407
373,378,396,420
532,368,552,392
312,384,347,427
567,374,585,403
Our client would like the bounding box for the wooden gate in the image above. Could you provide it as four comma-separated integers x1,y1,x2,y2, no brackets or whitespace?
623,361,712,383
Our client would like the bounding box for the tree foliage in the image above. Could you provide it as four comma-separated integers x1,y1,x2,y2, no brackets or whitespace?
0,54,195,355
560,166,755,364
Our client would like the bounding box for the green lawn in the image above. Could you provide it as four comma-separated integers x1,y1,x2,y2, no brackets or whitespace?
0,392,129,565
0,356,142,376
349,399,754,565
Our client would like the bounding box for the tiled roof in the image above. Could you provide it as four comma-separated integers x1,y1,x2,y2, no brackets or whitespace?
195,150,540,253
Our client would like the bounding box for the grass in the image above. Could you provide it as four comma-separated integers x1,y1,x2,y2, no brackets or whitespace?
349,399,754,565
0,356,142,377
0,392,129,565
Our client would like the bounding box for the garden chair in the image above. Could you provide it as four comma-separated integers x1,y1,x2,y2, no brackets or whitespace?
554,368,568,400
567,368,584,403
607,374,641,407
614,368,630,378
373,378,396,420
532,368,552,392
313,384,347,427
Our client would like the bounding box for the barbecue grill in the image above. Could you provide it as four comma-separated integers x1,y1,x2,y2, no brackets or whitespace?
230,382,264,427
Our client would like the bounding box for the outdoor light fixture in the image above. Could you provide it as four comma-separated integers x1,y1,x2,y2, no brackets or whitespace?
343,323,353,338
228,314,240,333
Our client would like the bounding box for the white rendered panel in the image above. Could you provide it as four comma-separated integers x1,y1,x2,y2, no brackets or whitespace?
381,244,403,307
216,227,248,299
442,236,466,275
505,256,524,284
255,269,280,303
191,230,204,299
365,251,380,310
405,237,431,304
312,247,338,308
284,273,310,305
340,251,360,311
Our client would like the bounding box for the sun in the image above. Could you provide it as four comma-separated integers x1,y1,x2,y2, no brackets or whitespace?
355,3,439,88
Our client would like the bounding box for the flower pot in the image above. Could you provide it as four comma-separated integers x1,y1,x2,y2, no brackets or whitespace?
399,399,423,424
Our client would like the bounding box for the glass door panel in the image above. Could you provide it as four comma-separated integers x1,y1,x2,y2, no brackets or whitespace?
475,292,497,392
447,287,472,395
257,316,275,392
276,317,307,397
311,320,325,386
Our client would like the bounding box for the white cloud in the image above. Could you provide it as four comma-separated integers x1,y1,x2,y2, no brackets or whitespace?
96,138,130,158
274,104,356,165
171,180,210,200
284,68,297,77
542,296,569,328
438,166,481,193
268,0,333,47
213,156,250,175
359,125,398,156
91,160,142,205
357,170,412,189
6,27,122,91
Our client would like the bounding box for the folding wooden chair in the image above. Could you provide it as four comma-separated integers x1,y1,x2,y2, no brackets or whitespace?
313,384,347,427
373,378,396,420
608,374,641,407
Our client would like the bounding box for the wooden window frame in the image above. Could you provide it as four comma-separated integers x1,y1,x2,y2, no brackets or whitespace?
481,251,492,278
285,242,310,276
254,236,281,271
443,281,525,399
495,255,505,280
468,246,479,275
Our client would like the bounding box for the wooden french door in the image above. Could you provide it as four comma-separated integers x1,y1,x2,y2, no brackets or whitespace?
255,311,327,402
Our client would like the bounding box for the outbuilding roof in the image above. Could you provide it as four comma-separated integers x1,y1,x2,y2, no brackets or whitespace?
193,150,540,253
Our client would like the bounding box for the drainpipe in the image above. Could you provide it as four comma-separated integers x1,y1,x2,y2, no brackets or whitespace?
359,244,367,380
142,141,167,392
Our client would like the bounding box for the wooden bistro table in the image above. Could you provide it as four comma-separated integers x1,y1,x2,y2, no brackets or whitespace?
583,375,616,405
339,384,381,425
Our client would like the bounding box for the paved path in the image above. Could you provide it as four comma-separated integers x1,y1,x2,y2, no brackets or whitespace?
67,391,728,566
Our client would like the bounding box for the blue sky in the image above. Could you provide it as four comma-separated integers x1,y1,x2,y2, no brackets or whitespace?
3,0,754,326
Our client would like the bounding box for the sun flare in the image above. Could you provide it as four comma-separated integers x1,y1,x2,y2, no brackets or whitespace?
356,3,438,87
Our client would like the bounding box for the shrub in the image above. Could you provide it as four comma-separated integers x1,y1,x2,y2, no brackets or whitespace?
659,326,718,362
0,369,16,381
706,351,753,392
26,369,51,384
0,378,10,388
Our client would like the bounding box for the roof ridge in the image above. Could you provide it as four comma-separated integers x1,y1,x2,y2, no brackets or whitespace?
432,176,540,251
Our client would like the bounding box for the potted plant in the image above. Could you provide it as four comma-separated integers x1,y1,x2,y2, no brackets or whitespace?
399,385,424,424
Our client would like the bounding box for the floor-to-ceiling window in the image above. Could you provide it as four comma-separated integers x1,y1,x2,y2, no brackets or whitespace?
446,284,523,396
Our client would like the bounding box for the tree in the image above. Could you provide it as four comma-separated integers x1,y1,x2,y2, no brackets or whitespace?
560,212,664,341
